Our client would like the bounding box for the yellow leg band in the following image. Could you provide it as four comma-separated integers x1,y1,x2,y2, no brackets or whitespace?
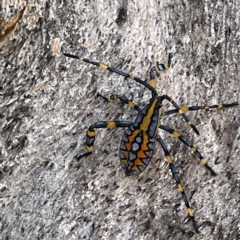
187,208,194,216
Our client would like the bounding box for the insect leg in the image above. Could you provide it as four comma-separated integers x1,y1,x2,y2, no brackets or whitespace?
161,94,200,135
97,93,142,112
159,124,216,175
155,135,199,233
63,52,158,96
76,120,133,160
163,102,239,115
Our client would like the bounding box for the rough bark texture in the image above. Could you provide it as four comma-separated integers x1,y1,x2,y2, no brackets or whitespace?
1,0,240,239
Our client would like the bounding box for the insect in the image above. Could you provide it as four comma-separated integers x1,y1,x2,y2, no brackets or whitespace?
63,52,238,233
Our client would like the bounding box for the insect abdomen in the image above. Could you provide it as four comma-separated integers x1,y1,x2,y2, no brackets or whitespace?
119,126,155,175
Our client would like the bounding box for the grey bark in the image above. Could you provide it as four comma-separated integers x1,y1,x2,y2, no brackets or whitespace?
1,0,240,239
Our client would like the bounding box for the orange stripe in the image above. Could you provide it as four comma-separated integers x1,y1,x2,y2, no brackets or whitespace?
140,99,158,131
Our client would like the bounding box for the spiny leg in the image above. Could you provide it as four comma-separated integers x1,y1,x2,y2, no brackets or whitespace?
63,52,158,96
155,135,199,233
76,120,133,160
149,53,172,90
97,93,142,112
161,95,200,135
159,124,216,175
163,102,239,115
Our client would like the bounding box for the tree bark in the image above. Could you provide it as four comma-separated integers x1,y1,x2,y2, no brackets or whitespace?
1,0,239,239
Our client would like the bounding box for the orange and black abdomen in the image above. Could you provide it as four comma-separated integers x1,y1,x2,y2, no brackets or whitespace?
119,100,160,175
119,126,155,175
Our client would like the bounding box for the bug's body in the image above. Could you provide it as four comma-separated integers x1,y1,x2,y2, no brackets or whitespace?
120,97,162,175
63,52,238,233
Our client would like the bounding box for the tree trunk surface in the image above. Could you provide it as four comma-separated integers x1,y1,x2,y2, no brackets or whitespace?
1,0,239,239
